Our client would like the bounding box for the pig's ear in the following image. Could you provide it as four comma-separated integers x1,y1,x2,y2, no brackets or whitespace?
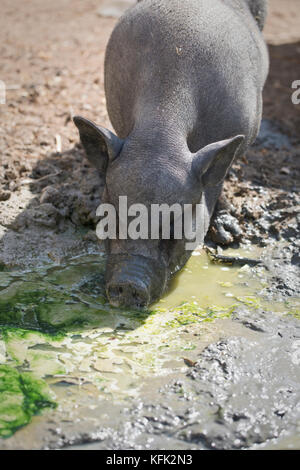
73,116,124,172
192,135,245,187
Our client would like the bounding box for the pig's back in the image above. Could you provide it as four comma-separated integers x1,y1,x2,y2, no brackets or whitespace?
105,0,269,147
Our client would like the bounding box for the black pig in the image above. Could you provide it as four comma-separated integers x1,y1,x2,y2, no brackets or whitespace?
74,0,269,307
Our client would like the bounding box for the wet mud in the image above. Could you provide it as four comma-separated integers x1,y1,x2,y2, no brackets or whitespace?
0,247,299,450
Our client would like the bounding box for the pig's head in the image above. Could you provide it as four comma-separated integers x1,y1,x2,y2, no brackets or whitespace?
74,116,244,308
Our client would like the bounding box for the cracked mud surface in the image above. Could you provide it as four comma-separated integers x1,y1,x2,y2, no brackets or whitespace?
0,0,299,450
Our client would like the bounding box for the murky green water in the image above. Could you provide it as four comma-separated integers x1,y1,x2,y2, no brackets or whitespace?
0,248,298,439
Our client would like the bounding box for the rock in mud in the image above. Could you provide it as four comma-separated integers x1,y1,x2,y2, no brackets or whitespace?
11,203,61,230
0,190,11,202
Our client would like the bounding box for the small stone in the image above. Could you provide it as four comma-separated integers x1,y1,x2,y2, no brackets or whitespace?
0,190,11,201
4,169,17,180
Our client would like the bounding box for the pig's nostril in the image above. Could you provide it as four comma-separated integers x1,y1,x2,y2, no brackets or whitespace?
106,282,150,308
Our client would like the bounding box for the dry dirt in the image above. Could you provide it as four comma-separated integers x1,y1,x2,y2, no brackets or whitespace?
0,0,299,267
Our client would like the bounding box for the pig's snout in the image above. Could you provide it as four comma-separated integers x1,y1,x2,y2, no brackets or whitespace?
107,280,150,308
106,254,167,308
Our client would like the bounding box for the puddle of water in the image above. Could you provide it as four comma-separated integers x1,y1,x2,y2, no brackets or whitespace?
158,247,263,309
0,248,298,438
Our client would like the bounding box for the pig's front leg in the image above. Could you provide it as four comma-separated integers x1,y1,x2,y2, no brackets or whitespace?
207,193,242,246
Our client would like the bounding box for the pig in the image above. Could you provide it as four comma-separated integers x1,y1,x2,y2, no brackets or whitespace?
73,0,269,308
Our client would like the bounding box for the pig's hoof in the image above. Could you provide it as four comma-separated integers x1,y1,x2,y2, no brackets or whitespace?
208,211,242,246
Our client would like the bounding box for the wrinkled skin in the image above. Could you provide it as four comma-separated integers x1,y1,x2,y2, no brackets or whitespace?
74,0,269,308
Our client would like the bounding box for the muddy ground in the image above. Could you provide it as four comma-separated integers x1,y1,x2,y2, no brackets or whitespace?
0,0,299,450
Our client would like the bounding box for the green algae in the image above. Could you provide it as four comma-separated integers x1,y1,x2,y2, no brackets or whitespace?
0,282,110,334
0,252,157,339
0,326,65,343
0,365,56,438
282,298,300,320
290,310,300,320
235,295,262,308
162,302,237,328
